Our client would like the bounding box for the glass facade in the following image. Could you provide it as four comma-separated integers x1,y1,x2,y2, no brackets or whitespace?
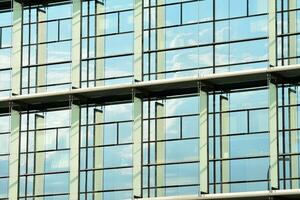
0,0,300,199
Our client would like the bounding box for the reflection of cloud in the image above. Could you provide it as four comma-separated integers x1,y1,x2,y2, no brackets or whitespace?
46,151,69,170
0,54,10,68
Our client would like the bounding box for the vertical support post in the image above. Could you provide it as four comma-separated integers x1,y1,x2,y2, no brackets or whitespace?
268,0,277,67
37,8,47,93
155,102,165,196
70,101,80,200
72,0,82,89
12,0,23,95
156,0,165,80
133,92,143,198
289,0,297,65
95,1,105,87
34,114,45,199
134,0,143,82
220,96,230,193
199,86,208,194
9,106,21,200
94,109,104,199
289,88,299,188
269,78,279,189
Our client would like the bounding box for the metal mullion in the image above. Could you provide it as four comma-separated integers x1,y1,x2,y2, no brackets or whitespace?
208,131,268,139
144,36,268,56
145,136,199,144
143,11,267,32
20,170,69,177
86,0,90,89
56,128,59,150
180,2,183,25
247,109,250,133
20,147,70,155
82,52,133,62
0,27,2,49
27,8,32,94
211,155,269,162
89,29,133,38
147,98,151,197
282,84,286,188
25,111,30,197
212,178,269,185
80,165,133,172
145,0,202,9
145,160,199,167
281,0,284,66
81,188,132,194
180,116,183,139
212,93,216,193
83,119,133,127
144,183,199,190
85,106,89,199
116,122,119,145
117,11,120,34
84,8,133,18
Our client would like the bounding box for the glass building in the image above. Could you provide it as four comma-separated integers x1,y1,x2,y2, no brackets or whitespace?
0,0,300,199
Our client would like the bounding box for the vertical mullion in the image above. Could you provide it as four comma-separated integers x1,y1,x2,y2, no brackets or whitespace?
199,87,208,194
155,102,165,197
156,0,165,80
94,109,104,200
95,1,105,87
72,0,82,89
220,95,229,193
34,114,45,199
133,92,143,198
9,106,21,200
12,0,23,95
70,100,81,200
269,78,279,190
269,0,277,67
133,0,143,196
288,0,297,65
269,0,279,190
37,8,46,93
69,1,82,197
134,0,143,82
289,88,298,188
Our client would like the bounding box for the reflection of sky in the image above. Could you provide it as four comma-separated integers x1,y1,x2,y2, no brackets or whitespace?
0,0,300,198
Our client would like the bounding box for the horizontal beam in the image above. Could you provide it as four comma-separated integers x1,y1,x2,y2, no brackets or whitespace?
0,64,300,113
0,0,70,10
139,189,300,200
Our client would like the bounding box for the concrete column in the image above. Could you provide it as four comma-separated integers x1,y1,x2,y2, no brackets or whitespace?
34,114,45,199
72,0,82,88
134,0,143,82
289,88,299,188
199,89,208,194
133,0,143,194
8,106,21,200
95,1,105,87
37,8,47,93
269,79,278,189
156,0,165,80
289,0,297,65
268,0,277,67
70,101,80,200
133,93,143,198
94,109,104,199
220,96,230,193
12,0,23,95
156,102,165,196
